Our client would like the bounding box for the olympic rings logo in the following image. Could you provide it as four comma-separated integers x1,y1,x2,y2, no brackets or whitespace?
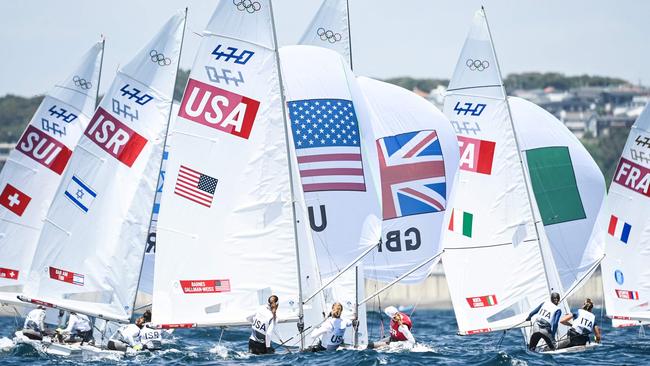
317,27,342,43
73,76,92,90
233,0,261,13
150,50,171,66
466,59,489,71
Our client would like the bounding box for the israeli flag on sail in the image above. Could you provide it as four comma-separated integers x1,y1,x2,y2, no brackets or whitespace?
64,175,97,213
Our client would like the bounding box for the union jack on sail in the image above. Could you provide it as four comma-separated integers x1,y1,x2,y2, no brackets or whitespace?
376,130,446,220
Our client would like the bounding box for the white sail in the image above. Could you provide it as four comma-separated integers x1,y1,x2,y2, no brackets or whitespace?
441,9,552,335
357,76,460,284
509,97,606,295
151,1,322,332
279,45,381,346
22,11,186,322
0,41,104,306
298,0,351,65
601,103,650,323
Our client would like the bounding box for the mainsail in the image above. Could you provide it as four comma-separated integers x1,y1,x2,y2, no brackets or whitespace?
601,102,650,324
357,76,460,284
299,0,351,66
152,2,326,346
22,11,186,322
441,9,554,335
0,41,104,306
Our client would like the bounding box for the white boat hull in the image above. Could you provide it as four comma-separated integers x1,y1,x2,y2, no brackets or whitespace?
539,342,601,354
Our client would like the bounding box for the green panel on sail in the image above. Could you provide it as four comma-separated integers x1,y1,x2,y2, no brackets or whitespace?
526,146,586,226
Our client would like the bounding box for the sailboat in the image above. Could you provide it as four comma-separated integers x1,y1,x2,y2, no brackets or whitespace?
0,41,104,334
152,0,328,351
441,8,605,353
16,11,186,356
600,103,650,328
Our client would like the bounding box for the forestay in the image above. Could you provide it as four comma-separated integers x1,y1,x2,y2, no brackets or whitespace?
510,97,606,296
279,45,380,346
601,103,650,324
152,1,323,330
0,42,103,306
22,12,185,322
358,76,460,284
299,0,351,65
441,9,552,335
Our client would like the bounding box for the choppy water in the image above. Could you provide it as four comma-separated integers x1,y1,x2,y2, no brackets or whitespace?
0,309,647,365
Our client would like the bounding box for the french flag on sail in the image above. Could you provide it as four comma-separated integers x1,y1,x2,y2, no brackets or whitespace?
608,215,632,244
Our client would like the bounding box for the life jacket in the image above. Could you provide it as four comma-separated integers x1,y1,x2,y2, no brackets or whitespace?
533,301,560,327
571,309,595,335
321,318,350,350
389,313,412,341
250,305,274,344
140,323,162,350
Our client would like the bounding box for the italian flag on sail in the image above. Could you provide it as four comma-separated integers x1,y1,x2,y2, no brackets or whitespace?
448,208,473,238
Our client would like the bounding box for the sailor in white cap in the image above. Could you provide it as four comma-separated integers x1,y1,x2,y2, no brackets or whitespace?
368,306,415,349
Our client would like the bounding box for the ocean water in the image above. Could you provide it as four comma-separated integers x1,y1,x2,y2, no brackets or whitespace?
0,309,647,365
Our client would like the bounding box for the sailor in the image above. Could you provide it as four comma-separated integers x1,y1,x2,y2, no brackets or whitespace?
139,310,163,350
107,317,144,351
526,292,562,351
307,302,353,352
556,298,602,349
246,295,279,355
56,311,94,344
367,306,415,349
22,305,47,340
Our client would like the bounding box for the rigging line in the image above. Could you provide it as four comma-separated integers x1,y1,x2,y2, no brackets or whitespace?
303,242,379,304
360,251,443,306
444,239,537,251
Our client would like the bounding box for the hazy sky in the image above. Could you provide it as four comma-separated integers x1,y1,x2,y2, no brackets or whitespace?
1,0,648,97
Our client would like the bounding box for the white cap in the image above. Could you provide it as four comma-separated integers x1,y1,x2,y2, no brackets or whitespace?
384,306,399,318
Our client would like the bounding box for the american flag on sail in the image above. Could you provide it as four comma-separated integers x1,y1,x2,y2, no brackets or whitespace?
288,99,366,192
174,165,218,208
376,130,446,220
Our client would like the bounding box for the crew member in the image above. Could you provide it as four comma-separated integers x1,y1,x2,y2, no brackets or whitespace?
368,306,415,349
308,302,353,352
56,311,94,344
526,292,562,351
22,305,47,340
557,298,602,349
107,317,144,351
139,310,163,350
246,295,278,355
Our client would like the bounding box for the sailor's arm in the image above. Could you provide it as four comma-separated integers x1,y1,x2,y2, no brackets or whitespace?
559,313,574,326
38,311,46,331
550,310,562,337
526,303,543,321
265,320,276,348
594,325,602,343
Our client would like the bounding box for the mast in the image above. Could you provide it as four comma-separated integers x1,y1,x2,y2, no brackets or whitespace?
353,265,359,348
345,0,353,70
481,6,554,296
129,8,188,320
95,37,105,109
269,0,306,350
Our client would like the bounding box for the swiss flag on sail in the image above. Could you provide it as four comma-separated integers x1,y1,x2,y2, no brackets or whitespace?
0,184,31,217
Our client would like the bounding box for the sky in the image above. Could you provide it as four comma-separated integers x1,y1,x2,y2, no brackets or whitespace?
0,0,648,97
